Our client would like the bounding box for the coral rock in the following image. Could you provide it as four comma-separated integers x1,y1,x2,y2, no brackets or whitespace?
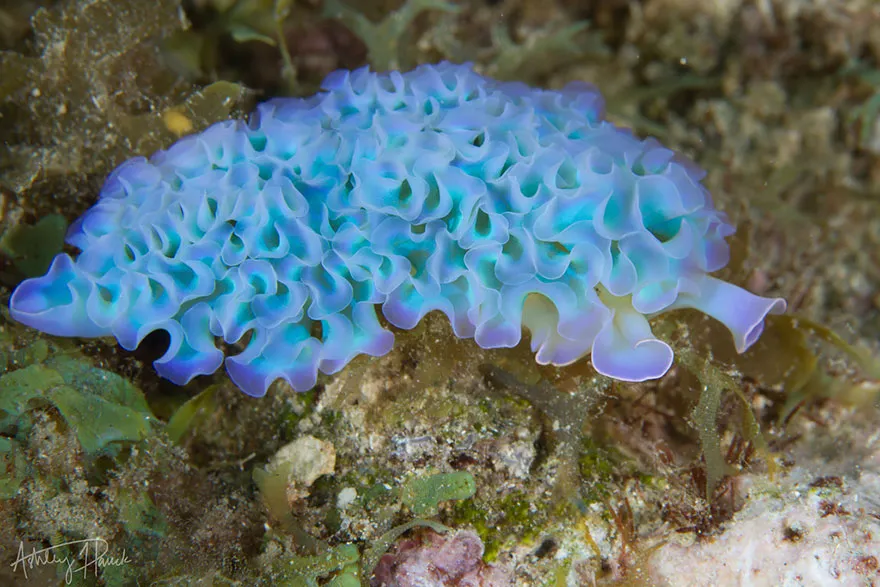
372,529,513,587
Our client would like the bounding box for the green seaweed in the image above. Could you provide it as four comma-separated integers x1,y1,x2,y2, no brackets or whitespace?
0,361,157,455
399,471,477,516
428,10,608,85
277,390,318,441
254,465,476,582
662,308,880,496
578,438,638,504
0,436,28,499
323,0,459,71
660,313,776,496
762,315,880,424
485,21,609,82
840,60,880,148
0,322,169,585
779,315,880,379
165,384,221,443
449,488,548,561
604,75,723,139
360,518,450,580
116,486,168,538
0,337,50,370
675,348,736,494
328,469,475,525
0,322,158,457
163,0,298,91
222,0,282,46
272,543,359,587
0,214,67,278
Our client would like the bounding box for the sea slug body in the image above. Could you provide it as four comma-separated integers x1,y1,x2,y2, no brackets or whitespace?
8,62,786,397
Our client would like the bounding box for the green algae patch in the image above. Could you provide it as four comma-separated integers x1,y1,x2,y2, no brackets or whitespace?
399,471,477,516
0,337,50,370
116,486,169,538
752,315,880,423
669,310,880,495
277,389,318,441
578,438,639,504
670,341,771,496
0,323,158,457
842,60,880,148
0,361,156,455
361,518,451,580
165,384,221,444
273,543,360,587
323,0,459,71
0,214,67,278
450,489,549,562
482,21,608,82
0,436,28,498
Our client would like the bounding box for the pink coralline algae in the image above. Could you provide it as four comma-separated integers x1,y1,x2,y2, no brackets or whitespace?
371,529,513,587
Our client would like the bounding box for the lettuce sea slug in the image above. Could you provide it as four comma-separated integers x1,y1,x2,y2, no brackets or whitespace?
8,62,786,397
